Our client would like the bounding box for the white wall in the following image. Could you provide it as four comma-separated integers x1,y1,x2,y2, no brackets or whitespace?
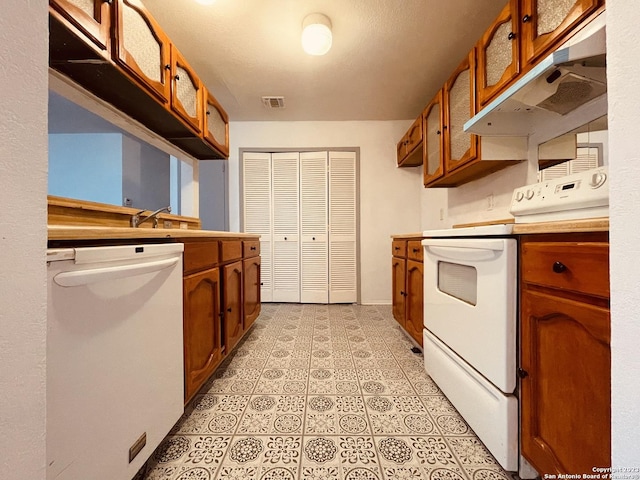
0,0,48,478
49,133,123,204
229,121,422,304
607,2,640,465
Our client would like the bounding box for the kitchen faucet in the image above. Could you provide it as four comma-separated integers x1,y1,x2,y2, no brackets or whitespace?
131,206,171,228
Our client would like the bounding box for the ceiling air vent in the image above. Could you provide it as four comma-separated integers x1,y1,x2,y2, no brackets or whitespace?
262,96,285,109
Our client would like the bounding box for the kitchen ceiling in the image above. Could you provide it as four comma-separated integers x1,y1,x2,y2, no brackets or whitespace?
142,0,505,122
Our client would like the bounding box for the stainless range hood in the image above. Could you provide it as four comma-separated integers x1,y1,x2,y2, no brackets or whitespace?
465,12,606,137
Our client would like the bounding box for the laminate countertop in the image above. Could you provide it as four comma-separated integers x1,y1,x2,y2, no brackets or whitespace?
48,225,260,241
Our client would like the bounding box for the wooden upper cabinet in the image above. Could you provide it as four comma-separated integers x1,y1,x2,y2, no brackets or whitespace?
521,0,601,65
397,115,423,167
423,89,445,186
477,0,520,107
444,48,479,174
203,88,230,158
113,0,171,103
170,45,203,134
50,0,111,52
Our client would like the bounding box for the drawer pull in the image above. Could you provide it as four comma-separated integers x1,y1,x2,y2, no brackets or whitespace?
250,246,256,250
552,261,567,274
394,246,400,250
412,248,418,253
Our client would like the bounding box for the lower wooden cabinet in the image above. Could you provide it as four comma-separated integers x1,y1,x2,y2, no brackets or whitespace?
243,256,261,330
392,238,424,346
183,266,222,404
520,233,610,475
181,238,260,404
223,260,244,353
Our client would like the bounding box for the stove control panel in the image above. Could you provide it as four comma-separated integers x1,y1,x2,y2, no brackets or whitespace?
510,166,608,223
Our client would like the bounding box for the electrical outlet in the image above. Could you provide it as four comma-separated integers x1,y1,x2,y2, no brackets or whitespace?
486,194,494,211
123,197,132,207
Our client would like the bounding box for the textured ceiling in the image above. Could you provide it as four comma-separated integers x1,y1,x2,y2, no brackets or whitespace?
143,0,505,122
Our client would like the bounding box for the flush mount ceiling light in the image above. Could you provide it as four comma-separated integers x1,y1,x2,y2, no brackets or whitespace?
301,13,332,56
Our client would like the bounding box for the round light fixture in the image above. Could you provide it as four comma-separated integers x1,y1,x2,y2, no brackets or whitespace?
301,13,332,56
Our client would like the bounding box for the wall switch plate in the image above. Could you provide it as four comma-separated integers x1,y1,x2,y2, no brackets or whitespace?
123,197,132,207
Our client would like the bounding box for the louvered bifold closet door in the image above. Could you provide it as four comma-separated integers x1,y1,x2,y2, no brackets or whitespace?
242,152,273,301
300,152,329,303
328,151,357,303
272,153,301,302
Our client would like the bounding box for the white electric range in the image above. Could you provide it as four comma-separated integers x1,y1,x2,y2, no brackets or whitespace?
421,166,609,476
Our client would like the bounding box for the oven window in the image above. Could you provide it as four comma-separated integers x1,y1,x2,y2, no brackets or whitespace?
437,261,477,305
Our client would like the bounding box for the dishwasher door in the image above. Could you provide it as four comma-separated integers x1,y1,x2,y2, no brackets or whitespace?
47,243,184,480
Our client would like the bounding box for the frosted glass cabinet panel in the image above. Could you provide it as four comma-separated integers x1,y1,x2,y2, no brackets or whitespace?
50,0,111,51
203,88,230,158
170,45,202,134
477,0,520,107
521,0,600,64
423,90,444,186
444,49,478,174
114,0,171,102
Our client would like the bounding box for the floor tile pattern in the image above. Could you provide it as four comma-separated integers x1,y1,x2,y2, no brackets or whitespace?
137,304,511,480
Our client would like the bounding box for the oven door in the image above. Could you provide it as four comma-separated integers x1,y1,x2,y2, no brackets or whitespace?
422,237,517,393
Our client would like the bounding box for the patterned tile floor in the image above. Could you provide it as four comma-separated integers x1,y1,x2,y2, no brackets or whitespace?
136,304,512,480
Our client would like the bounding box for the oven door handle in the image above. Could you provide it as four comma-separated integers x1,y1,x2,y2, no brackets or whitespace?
422,239,505,262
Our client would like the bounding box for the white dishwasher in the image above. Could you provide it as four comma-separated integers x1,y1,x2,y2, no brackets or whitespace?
47,243,184,480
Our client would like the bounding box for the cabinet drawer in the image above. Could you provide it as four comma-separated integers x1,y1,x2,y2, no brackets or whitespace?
220,240,242,263
243,240,260,258
407,240,423,262
392,240,407,258
521,241,609,298
183,241,219,274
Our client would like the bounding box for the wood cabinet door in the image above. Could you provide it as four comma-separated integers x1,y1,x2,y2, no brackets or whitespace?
397,116,423,167
223,260,244,352
477,0,520,107
113,0,171,103
392,257,407,327
203,88,230,157
521,0,600,65
405,260,424,346
521,288,610,474
170,45,202,134
444,49,479,174
50,0,111,51
243,256,261,330
183,267,222,404
423,89,444,186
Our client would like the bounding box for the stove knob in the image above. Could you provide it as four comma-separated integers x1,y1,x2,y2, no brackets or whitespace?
589,172,607,188
515,191,524,202
525,189,535,200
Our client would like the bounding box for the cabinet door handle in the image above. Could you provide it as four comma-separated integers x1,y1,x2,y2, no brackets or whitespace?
206,111,211,116
522,14,531,23
250,246,256,250
552,261,567,273
227,307,232,312
164,64,171,70
436,130,441,135
507,32,516,40
174,74,180,81
412,248,418,253
517,368,529,378
400,291,405,296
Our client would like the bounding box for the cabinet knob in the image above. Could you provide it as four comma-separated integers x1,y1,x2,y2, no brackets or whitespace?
436,130,441,135
227,307,232,312
508,32,516,40
400,291,405,296
250,246,256,250
206,111,211,116
552,261,567,274
522,14,531,23
164,64,171,70
174,74,180,81
517,368,529,379
412,248,418,253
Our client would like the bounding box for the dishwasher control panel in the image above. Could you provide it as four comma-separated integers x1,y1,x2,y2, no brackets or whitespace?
510,166,608,223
